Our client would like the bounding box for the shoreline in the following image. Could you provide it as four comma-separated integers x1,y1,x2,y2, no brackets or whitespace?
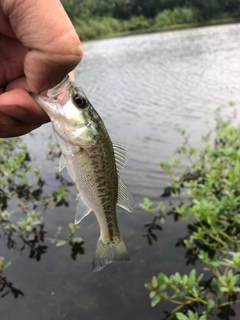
80,18,240,42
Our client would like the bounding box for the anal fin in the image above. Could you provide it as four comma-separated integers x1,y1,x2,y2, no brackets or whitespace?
75,194,92,224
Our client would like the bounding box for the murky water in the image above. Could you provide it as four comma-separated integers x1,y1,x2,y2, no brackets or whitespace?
2,24,240,319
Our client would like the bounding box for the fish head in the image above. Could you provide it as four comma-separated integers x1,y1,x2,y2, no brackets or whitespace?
31,77,100,148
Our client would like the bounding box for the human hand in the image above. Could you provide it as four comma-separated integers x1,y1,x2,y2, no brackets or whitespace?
0,0,83,137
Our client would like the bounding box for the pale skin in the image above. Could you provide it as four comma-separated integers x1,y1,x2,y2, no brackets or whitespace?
0,0,83,138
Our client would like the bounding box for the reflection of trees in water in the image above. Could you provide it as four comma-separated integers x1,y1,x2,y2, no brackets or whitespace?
0,137,84,298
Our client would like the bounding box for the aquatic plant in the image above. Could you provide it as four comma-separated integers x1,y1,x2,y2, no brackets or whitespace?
141,106,240,318
0,137,84,297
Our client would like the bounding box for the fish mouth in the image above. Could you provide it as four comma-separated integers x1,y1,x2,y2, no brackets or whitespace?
47,76,72,99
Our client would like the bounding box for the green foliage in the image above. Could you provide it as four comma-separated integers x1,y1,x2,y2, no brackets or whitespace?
0,256,24,298
141,107,240,317
127,15,151,31
0,137,84,295
61,0,114,21
176,310,207,320
155,7,199,27
52,186,68,206
0,257,11,274
55,223,84,248
60,0,240,41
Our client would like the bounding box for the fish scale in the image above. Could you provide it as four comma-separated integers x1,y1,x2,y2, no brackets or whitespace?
71,143,120,242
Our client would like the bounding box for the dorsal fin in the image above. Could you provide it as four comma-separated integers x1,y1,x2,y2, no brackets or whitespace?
117,177,135,212
113,142,127,173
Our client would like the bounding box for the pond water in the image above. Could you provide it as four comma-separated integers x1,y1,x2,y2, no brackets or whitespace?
2,23,240,319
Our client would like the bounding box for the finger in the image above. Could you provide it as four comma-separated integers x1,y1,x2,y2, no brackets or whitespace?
0,88,49,124
0,35,27,86
5,76,29,91
0,111,40,138
1,0,83,93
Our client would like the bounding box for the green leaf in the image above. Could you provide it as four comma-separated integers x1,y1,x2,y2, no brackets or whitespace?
176,313,189,320
71,237,84,243
207,298,215,310
182,274,188,285
158,272,166,286
174,272,181,284
220,286,229,292
3,261,11,269
151,295,161,307
149,291,156,299
219,275,227,286
144,283,151,290
56,240,67,247
152,276,158,288
187,310,195,320
188,269,196,285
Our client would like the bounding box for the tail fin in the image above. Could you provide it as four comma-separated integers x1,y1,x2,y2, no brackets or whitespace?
92,237,130,272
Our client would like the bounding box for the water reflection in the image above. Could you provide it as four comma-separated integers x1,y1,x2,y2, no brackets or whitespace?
0,275,24,299
143,216,163,245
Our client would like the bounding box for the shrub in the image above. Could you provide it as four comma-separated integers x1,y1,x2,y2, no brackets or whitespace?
141,106,240,317
155,7,199,27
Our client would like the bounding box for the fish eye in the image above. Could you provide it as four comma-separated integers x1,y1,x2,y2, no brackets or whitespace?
73,94,87,109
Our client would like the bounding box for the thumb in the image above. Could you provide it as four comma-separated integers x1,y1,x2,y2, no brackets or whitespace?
2,0,83,93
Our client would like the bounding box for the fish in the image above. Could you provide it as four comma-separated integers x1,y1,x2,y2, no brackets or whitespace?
31,76,135,272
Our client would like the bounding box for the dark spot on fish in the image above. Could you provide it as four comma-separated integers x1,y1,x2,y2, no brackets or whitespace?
103,205,111,211
95,176,104,183
107,221,113,228
106,216,112,223
100,197,108,205
98,182,107,188
95,169,105,174
108,226,114,240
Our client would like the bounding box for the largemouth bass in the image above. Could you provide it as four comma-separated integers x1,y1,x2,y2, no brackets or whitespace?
31,76,135,272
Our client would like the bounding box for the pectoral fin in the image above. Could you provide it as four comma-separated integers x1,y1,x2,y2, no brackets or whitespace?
59,154,66,172
117,177,135,212
59,154,75,182
75,194,92,224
